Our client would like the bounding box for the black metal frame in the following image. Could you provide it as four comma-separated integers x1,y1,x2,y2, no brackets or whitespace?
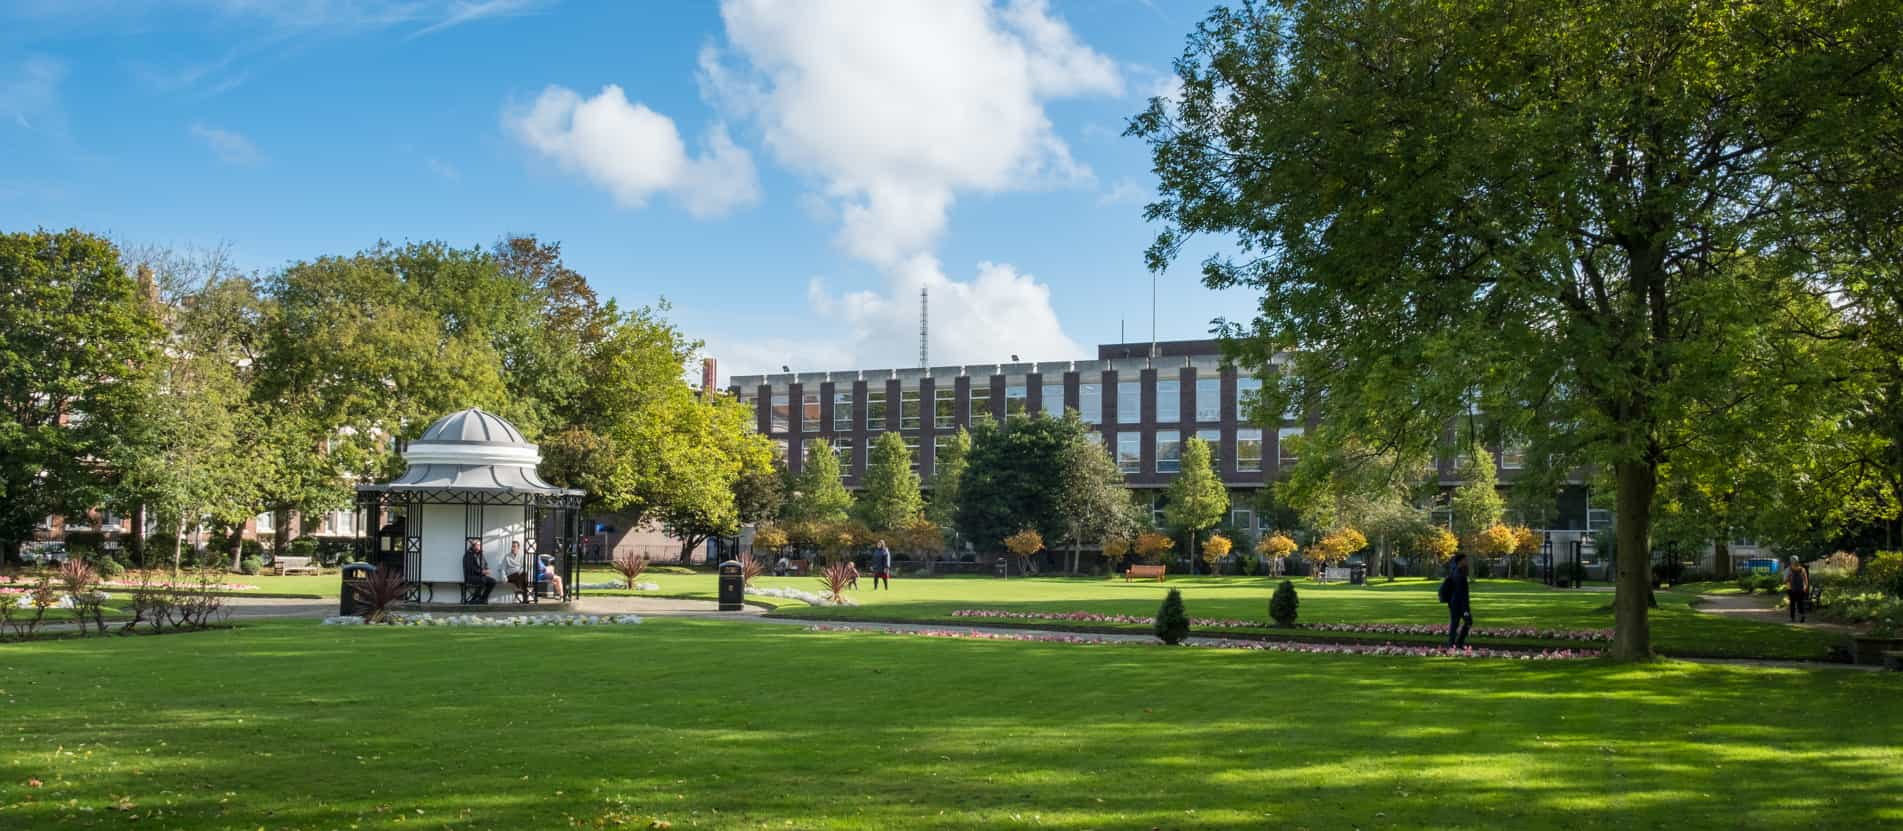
355,487,584,605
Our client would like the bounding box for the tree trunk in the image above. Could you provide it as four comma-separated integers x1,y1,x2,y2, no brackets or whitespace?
1611,461,1656,661
130,503,147,568
1712,538,1731,581
229,526,244,573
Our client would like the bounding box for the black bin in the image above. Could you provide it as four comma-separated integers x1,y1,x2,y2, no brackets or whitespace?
717,560,745,611
995,557,1008,578
339,562,375,617
1350,564,1367,585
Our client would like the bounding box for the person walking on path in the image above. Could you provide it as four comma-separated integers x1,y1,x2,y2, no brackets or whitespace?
871,540,893,590
1783,557,1812,623
1439,552,1473,647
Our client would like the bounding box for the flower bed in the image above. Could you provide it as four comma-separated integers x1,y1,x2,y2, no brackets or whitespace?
748,586,854,607
578,581,659,592
1,575,257,592
4,588,112,609
323,613,643,627
947,609,1612,642
805,624,1597,660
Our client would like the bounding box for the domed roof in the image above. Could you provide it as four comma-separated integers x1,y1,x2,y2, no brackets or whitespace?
357,407,581,497
417,407,528,446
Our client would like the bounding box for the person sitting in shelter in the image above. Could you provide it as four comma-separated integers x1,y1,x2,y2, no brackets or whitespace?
463,539,497,604
774,555,790,577
503,540,529,601
536,552,565,599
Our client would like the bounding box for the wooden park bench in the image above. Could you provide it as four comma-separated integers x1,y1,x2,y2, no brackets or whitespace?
274,555,319,576
1124,564,1167,582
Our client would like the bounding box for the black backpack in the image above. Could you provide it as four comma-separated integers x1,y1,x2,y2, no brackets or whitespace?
1437,575,1453,604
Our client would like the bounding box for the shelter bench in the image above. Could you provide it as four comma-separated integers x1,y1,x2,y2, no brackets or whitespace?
1124,564,1167,582
274,555,319,576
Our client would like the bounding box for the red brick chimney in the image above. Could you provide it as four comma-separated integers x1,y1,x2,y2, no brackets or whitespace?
701,357,718,399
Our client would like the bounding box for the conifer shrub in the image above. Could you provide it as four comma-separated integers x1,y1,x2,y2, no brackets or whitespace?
1270,579,1300,627
1154,588,1190,645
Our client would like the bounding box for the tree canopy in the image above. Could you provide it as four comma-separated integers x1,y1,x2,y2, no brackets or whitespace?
1132,0,1903,659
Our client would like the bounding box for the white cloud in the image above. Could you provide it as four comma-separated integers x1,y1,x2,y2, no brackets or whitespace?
0,56,65,130
705,0,1122,266
190,123,262,165
717,255,1084,378
410,0,548,38
504,83,759,218
704,0,1112,375
1097,177,1146,207
426,157,460,180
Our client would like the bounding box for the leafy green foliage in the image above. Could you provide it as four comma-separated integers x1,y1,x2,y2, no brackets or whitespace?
1154,588,1190,645
1163,436,1228,565
0,230,163,564
924,428,969,530
857,431,924,533
955,414,1090,551
1052,423,1137,573
1130,0,1903,658
783,439,853,525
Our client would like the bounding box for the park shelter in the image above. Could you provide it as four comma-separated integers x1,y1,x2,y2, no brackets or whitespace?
354,408,584,605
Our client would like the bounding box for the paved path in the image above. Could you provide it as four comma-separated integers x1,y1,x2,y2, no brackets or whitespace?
1689,592,1863,634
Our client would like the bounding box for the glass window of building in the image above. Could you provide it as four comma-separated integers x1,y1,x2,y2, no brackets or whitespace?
1041,381,1064,418
1078,383,1102,424
867,389,887,429
1499,444,1526,469
1234,376,1262,421
1231,507,1255,532
1278,426,1304,464
833,390,853,432
1006,384,1028,415
801,392,821,428
1156,380,1181,422
1116,434,1142,473
935,387,956,429
934,433,956,460
770,390,790,433
1236,428,1263,472
773,438,789,461
1150,492,1169,526
1196,428,1221,470
901,389,922,429
969,384,993,423
1117,380,1141,424
1155,430,1182,473
833,436,855,473
1195,378,1220,422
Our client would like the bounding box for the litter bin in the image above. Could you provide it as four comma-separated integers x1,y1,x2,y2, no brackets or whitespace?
339,562,375,617
1349,564,1367,585
717,560,745,611
995,557,1009,578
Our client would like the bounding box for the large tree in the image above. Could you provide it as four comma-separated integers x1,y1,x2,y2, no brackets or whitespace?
0,230,163,565
955,414,1088,552
655,393,778,562
1163,436,1228,572
1053,432,1137,574
782,438,853,525
1132,0,1903,659
1450,447,1505,552
856,430,924,533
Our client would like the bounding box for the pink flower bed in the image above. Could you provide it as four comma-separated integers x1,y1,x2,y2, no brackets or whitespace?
805,624,1597,660
0,576,257,592
947,608,1612,642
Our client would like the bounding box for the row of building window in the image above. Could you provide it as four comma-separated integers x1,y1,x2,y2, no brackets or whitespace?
787,426,1303,477
763,377,1280,433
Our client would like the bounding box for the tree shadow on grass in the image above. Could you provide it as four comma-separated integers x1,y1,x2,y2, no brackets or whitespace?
1,620,1897,829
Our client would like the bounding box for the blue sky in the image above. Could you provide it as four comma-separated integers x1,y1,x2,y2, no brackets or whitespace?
0,0,1254,379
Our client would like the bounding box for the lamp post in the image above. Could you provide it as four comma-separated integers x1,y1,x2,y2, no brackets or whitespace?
1541,532,1553,587
1578,533,1595,587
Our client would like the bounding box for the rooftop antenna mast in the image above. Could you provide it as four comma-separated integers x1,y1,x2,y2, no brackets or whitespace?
919,286,929,368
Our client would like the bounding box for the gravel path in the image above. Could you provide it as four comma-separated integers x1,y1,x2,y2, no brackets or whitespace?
1690,591,1863,634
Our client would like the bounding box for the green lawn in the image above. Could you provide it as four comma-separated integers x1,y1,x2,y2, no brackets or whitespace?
1,619,1897,830
580,571,1841,660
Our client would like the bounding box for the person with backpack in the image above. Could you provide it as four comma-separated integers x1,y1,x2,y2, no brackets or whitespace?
1783,556,1811,623
1439,552,1473,648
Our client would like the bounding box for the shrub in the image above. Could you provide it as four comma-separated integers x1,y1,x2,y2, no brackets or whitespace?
1154,588,1190,645
288,536,320,557
818,561,855,604
315,538,355,567
1736,574,1758,594
742,556,766,586
95,557,126,579
352,567,412,623
239,556,263,576
1134,531,1176,563
1270,580,1300,627
1867,551,1903,598
610,553,650,590
1752,572,1780,594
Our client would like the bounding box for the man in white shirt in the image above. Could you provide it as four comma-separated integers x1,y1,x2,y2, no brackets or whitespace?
502,541,528,601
